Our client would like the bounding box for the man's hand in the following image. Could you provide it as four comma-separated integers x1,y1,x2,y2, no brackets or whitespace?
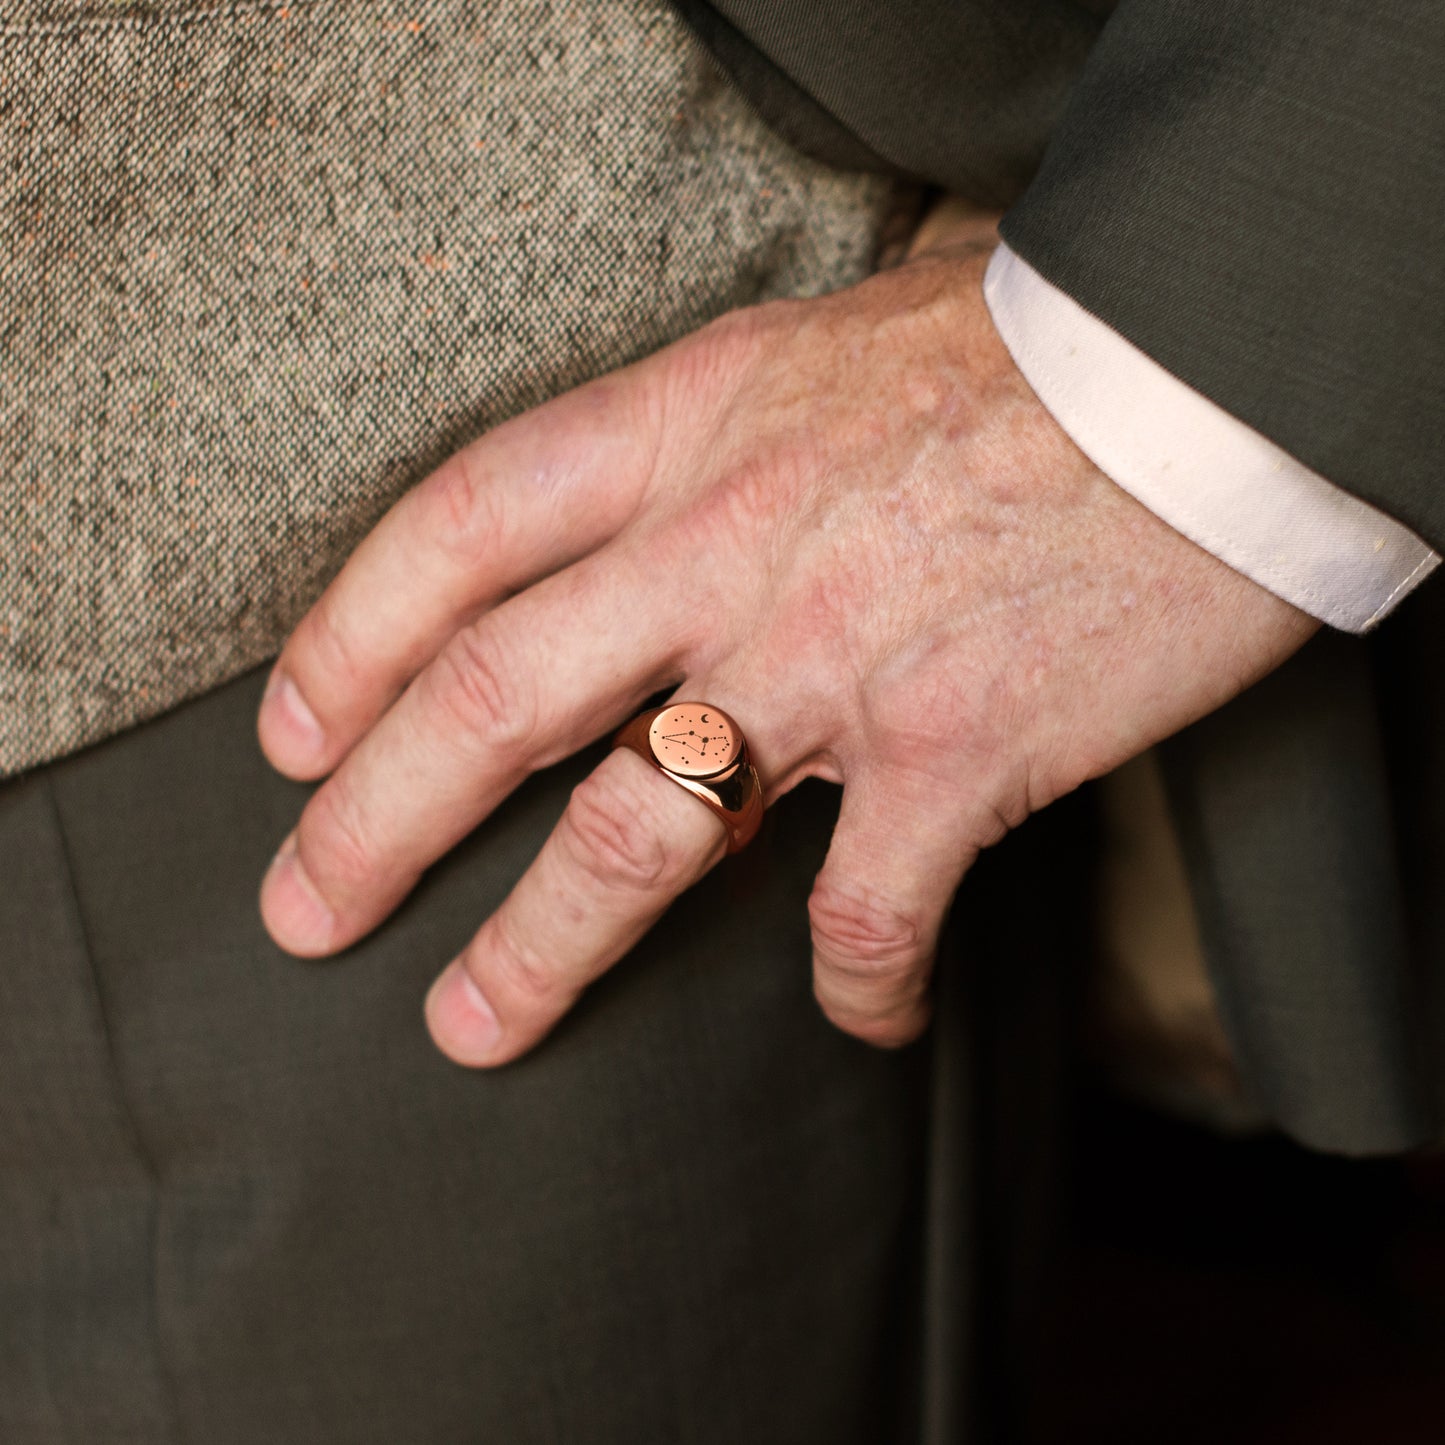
256,209,1318,1066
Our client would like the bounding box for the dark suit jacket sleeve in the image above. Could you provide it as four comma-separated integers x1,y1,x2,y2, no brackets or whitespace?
998,0,1445,551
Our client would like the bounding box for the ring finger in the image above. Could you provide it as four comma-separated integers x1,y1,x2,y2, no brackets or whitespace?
422,679,801,1066
424,741,733,1066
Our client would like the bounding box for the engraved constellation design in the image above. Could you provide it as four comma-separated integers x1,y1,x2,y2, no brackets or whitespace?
649,707,741,777
660,729,719,758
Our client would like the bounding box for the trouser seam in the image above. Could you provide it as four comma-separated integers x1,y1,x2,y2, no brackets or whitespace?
40,773,186,1445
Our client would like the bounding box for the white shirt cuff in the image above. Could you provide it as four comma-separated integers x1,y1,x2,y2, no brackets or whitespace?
983,243,1440,633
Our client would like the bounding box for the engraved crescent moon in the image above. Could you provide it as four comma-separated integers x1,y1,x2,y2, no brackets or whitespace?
699,711,711,723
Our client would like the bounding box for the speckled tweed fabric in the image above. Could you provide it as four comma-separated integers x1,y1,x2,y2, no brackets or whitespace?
0,0,891,778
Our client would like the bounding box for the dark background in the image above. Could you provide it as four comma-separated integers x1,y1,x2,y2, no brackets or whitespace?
960,798,1445,1445
1017,1090,1445,1444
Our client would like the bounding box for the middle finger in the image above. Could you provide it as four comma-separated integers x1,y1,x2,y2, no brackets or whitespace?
259,548,692,956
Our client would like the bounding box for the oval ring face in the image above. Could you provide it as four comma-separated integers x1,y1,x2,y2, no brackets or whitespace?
647,703,743,779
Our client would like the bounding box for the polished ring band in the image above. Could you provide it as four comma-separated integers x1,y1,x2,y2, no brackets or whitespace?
611,701,764,853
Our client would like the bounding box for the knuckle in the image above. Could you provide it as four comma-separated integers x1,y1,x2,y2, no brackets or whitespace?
561,767,676,894
423,622,536,755
690,304,769,373
713,459,785,537
655,305,771,427
416,450,509,569
675,454,799,573
297,587,368,697
809,878,919,971
808,879,923,981
302,778,380,896
480,913,556,1006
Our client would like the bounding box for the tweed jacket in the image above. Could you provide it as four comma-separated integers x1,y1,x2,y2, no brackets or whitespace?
0,0,892,777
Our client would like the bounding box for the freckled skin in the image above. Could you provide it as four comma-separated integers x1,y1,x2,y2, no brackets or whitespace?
256,200,1318,1065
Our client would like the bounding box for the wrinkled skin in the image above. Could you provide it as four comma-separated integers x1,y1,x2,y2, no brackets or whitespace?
256,204,1318,1065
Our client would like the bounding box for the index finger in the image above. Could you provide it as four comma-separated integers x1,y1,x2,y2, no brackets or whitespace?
258,369,660,781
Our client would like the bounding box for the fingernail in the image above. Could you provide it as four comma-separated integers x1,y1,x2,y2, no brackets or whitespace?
262,670,325,758
263,831,338,952
426,962,503,1064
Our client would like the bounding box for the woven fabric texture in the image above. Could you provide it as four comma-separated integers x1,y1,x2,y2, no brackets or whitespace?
0,0,891,779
